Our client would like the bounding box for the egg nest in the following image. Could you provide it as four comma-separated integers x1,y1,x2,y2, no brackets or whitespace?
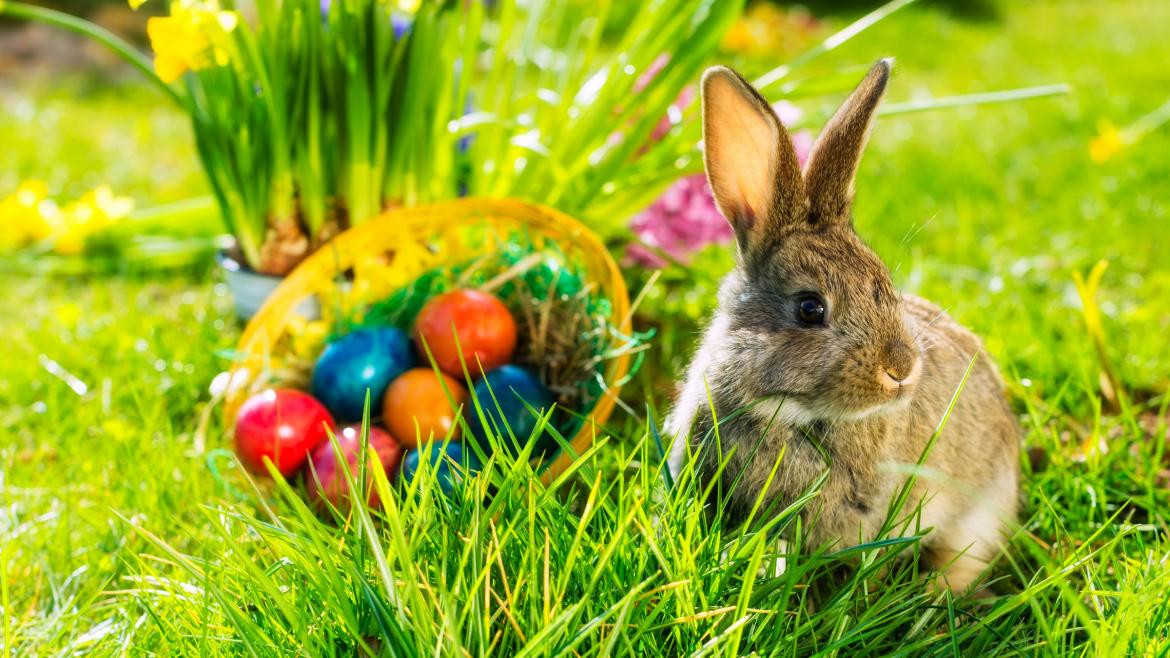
293,234,648,445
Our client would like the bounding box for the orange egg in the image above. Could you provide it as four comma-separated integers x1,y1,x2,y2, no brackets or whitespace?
413,289,517,378
382,368,469,448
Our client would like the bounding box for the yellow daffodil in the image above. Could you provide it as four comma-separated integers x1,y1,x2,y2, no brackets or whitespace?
720,4,820,57
84,185,136,220
51,186,134,256
0,181,54,250
147,2,240,83
720,21,754,55
1090,99,1170,163
0,182,134,255
1089,120,1125,163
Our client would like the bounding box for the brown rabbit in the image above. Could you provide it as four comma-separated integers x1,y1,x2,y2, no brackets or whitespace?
666,60,1019,592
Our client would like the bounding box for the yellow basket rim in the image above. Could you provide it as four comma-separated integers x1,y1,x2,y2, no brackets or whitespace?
226,197,632,484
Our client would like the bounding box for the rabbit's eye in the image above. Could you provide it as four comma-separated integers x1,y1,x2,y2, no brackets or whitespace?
796,295,826,326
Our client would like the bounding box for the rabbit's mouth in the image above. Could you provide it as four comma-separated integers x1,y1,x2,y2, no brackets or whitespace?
797,372,919,422
804,394,912,424
744,366,919,425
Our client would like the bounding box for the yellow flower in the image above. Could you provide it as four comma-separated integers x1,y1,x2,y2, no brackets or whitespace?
147,3,239,83
51,186,134,256
720,4,819,57
720,20,754,54
0,181,54,250
0,182,133,255
84,185,136,220
1089,120,1125,163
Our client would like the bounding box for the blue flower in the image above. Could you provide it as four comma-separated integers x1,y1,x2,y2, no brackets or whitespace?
392,14,411,39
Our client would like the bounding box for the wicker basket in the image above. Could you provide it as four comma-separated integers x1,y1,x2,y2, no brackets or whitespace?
223,198,632,482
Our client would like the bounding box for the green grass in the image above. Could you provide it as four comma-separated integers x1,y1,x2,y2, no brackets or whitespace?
0,77,200,203
3,0,1170,654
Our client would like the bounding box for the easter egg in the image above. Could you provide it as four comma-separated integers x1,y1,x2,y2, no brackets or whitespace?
382,368,468,449
311,327,414,422
306,424,403,510
235,389,335,477
413,289,517,378
468,365,556,455
400,441,482,495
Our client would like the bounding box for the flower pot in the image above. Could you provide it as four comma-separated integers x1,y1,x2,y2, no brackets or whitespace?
217,251,321,321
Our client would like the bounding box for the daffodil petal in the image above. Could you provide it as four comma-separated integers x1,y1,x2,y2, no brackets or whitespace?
154,53,189,83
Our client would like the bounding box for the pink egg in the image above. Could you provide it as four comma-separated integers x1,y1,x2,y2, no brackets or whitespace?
306,425,403,510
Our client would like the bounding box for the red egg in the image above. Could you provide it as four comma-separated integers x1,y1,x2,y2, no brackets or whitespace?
414,289,517,378
382,368,468,449
306,425,403,510
235,389,335,477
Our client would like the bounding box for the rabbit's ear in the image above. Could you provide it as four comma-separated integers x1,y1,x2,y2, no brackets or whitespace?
701,66,806,256
803,59,892,225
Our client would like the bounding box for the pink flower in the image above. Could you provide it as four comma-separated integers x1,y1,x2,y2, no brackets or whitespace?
628,174,730,268
628,102,813,268
791,130,813,164
772,100,802,126
635,54,671,93
773,99,814,169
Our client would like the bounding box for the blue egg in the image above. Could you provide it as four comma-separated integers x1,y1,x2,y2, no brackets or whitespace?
311,327,414,422
468,365,556,456
401,442,481,495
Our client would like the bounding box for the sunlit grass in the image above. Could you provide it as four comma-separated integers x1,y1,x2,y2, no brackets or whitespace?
3,0,1170,654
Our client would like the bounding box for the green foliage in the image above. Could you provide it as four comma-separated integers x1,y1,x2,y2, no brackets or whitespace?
1,0,745,272
0,0,1062,274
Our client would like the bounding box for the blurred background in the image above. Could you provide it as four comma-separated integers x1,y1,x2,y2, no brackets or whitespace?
10,0,1164,393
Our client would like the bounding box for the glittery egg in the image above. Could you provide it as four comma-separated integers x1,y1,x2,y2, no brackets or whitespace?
400,441,482,495
468,365,556,456
311,327,414,422
413,289,517,378
306,424,403,510
382,368,468,449
235,388,335,477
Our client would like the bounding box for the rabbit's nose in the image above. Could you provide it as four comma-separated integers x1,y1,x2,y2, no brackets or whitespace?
880,341,921,389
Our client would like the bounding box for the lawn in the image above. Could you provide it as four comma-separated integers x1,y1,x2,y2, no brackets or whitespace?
3,0,1170,654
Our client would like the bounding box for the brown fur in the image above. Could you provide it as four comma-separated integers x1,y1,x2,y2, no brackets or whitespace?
667,61,1020,593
